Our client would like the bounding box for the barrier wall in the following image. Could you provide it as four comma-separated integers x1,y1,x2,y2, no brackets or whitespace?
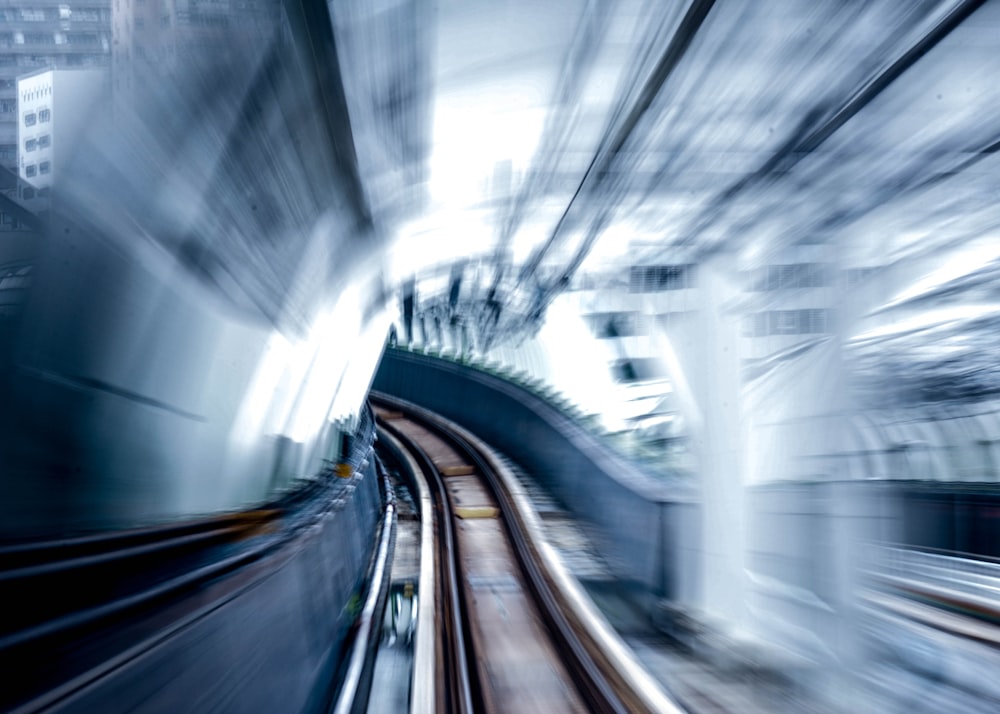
25,422,384,714
373,348,700,603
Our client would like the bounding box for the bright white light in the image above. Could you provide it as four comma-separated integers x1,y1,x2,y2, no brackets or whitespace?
650,327,702,438
228,330,295,448
285,287,362,444
887,239,1000,307
428,99,546,206
328,307,392,422
534,295,626,430
853,303,1000,343
579,218,666,273
389,209,495,280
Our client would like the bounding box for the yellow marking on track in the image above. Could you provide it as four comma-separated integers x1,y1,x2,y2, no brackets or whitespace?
454,506,499,519
224,509,282,539
225,509,281,523
440,465,475,476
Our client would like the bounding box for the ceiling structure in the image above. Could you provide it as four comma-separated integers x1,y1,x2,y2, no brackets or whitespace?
5,0,995,494
384,0,1000,413
0,0,994,544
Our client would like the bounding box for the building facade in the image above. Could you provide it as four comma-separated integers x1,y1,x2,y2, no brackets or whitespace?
16,67,105,194
0,1,111,173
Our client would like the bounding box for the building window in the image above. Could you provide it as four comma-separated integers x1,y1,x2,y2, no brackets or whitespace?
37,134,50,148
586,312,650,339
800,308,833,334
746,309,835,337
67,33,100,46
750,263,831,292
75,8,102,21
23,113,36,127
24,139,37,152
629,264,696,292
25,164,37,177
38,108,50,123
22,187,35,200
773,310,799,335
611,357,665,384
0,101,15,114
39,161,50,174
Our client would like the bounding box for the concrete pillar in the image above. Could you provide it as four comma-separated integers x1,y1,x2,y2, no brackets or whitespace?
690,256,747,625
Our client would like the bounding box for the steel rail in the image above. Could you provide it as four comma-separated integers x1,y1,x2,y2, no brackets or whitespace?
375,416,478,714
445,415,685,714
371,392,684,713
330,464,397,714
373,426,438,714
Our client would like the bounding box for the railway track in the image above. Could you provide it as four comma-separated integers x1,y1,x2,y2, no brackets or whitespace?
371,392,681,714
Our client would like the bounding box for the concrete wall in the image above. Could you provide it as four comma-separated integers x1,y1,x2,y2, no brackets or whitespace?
743,479,1000,676
374,348,1000,657
743,481,903,666
373,348,700,604
47,455,383,714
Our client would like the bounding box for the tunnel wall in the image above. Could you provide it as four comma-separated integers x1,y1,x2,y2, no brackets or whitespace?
47,438,383,713
0,210,389,541
373,348,700,603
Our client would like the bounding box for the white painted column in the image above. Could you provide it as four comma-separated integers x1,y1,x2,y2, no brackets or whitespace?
690,256,747,626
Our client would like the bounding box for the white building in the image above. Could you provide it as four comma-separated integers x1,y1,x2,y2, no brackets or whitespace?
16,68,107,190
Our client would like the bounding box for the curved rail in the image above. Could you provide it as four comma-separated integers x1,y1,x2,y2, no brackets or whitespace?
376,414,477,714
373,426,439,714
371,392,683,714
330,460,397,714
